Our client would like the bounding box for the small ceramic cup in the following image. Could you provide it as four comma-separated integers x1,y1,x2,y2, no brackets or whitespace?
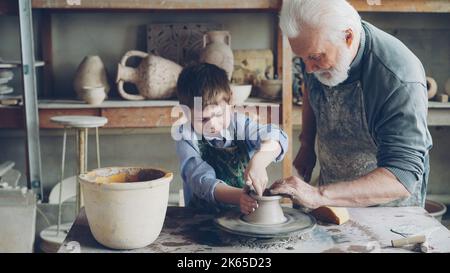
242,193,287,225
81,86,106,105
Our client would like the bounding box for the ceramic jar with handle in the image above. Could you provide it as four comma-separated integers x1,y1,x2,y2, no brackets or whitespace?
199,31,234,80
116,50,183,100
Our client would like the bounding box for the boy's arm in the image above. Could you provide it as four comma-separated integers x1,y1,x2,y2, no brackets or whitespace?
236,114,288,195
237,113,289,162
214,183,242,205
176,140,221,205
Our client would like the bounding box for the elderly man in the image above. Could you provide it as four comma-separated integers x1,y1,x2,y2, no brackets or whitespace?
269,0,432,208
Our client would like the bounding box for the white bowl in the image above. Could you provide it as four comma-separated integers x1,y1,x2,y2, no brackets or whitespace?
230,84,252,105
81,86,106,105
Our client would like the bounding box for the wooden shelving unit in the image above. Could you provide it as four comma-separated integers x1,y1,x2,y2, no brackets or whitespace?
1,0,449,179
30,0,450,13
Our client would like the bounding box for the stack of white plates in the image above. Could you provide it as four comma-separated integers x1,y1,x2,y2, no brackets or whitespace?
0,69,13,95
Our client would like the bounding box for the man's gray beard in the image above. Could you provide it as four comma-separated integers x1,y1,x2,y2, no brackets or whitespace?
314,46,353,87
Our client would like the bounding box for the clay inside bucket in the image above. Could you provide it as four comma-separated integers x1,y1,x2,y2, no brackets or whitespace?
85,167,166,183
242,191,287,225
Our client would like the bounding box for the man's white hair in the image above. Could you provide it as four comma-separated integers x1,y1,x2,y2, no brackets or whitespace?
279,0,362,44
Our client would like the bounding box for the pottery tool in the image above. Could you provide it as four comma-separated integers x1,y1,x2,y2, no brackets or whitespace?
388,226,440,252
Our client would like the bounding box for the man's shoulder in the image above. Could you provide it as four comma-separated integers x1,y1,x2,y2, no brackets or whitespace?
363,21,426,87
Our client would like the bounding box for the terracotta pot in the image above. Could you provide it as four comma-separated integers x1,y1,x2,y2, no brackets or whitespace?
73,56,110,99
200,31,234,80
79,167,173,249
243,193,287,225
116,50,183,100
426,76,437,100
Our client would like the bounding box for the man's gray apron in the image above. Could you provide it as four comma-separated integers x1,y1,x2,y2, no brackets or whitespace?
309,80,419,206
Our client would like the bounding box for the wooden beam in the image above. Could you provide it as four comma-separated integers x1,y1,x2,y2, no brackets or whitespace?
39,108,101,128
31,0,450,13
348,0,450,13
101,107,178,128
0,107,23,129
0,0,18,15
40,10,54,98
281,33,293,178
31,0,281,11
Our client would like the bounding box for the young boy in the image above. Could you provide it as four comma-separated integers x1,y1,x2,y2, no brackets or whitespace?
175,63,288,214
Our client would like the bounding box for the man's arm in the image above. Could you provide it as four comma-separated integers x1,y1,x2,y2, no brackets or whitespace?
317,168,410,207
270,168,410,209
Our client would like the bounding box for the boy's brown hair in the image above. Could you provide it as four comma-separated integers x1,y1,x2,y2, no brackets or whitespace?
176,63,231,109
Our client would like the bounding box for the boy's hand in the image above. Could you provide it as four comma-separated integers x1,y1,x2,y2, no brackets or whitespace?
240,189,258,215
244,161,269,197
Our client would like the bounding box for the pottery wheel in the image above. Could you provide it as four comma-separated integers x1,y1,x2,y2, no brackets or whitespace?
214,207,316,238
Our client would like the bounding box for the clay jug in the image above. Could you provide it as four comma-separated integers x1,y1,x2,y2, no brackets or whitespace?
116,50,183,100
200,31,234,80
73,55,110,99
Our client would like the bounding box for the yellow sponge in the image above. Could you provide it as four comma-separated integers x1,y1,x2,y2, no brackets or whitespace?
311,206,349,225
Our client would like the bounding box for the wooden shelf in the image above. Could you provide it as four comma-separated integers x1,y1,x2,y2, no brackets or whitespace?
293,102,450,127
31,0,281,11
30,0,450,13
0,98,282,129
0,61,45,68
350,0,450,13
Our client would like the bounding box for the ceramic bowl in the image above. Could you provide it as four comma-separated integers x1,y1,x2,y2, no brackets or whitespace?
0,70,13,85
230,84,252,105
81,86,106,105
259,79,282,100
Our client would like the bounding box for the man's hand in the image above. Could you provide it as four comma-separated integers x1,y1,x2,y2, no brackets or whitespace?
244,161,269,197
240,189,258,215
270,176,323,209
293,145,316,183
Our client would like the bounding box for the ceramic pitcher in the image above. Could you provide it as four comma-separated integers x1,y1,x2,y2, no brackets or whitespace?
199,31,234,80
116,50,183,100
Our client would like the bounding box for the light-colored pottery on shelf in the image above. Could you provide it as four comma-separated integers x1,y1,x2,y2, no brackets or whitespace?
81,86,106,105
200,31,234,80
242,193,287,225
426,76,437,100
258,79,282,100
73,55,110,99
230,84,252,105
116,50,183,101
0,69,13,85
79,167,173,249
0,84,13,95
232,49,274,86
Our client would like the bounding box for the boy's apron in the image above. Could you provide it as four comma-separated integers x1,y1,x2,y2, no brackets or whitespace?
188,129,250,211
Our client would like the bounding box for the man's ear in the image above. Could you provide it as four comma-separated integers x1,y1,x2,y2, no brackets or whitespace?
345,29,353,48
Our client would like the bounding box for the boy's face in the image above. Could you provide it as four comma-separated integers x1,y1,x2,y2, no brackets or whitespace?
191,100,231,139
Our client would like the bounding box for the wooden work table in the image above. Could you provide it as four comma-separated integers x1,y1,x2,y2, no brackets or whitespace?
58,206,450,253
